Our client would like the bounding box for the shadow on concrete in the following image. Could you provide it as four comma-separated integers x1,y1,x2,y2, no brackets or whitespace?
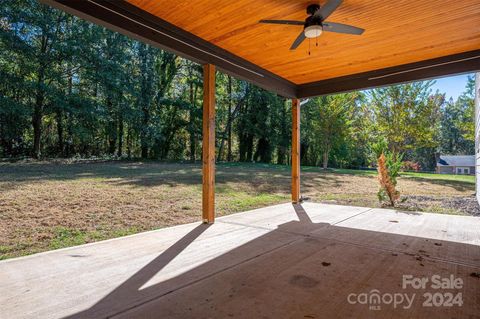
64,204,480,319
64,223,211,318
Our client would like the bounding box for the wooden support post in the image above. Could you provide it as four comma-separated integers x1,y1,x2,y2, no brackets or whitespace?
202,64,216,223
291,98,300,203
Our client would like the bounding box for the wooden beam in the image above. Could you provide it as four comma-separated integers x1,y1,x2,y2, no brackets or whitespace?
291,99,300,203
297,49,480,98
202,64,216,223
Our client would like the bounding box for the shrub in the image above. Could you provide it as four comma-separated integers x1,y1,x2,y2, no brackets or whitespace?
377,152,400,206
402,161,421,172
370,137,403,206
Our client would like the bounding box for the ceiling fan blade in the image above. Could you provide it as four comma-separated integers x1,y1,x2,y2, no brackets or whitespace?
259,20,304,26
314,0,343,20
323,22,364,35
290,31,306,50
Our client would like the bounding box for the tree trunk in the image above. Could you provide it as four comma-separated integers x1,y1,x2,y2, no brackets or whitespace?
301,143,309,165
246,134,254,162
108,127,116,155
254,137,271,163
65,111,73,157
217,136,225,162
141,130,148,158
105,94,117,155
277,99,288,165
138,44,153,159
239,133,246,162
117,111,123,157
56,110,64,156
189,120,196,162
277,147,285,165
32,106,42,159
140,102,149,158
227,75,233,162
126,126,132,159
58,72,74,157
218,77,235,162
189,81,196,162
322,150,329,169
32,30,50,159
32,69,45,159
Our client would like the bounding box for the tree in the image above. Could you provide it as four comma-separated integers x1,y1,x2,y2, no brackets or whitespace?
302,93,360,169
0,0,473,171
370,81,442,154
182,60,202,162
0,0,78,158
438,97,474,155
455,75,475,142
136,42,157,158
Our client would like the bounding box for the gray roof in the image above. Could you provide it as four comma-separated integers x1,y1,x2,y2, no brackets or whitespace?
437,155,475,167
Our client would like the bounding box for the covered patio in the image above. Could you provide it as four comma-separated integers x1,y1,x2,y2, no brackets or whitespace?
1,202,480,318
2,0,480,318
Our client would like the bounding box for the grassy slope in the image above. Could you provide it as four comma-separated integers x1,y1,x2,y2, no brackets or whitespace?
331,167,475,183
224,162,475,183
0,161,475,259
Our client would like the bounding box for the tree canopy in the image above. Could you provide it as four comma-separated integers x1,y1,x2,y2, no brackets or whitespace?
0,0,476,170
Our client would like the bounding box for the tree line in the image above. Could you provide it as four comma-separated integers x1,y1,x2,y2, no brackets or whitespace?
0,1,475,170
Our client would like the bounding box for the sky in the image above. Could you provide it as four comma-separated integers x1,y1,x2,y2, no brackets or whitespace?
430,73,473,101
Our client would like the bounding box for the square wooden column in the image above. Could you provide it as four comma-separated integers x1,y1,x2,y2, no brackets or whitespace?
202,64,216,223
291,98,300,203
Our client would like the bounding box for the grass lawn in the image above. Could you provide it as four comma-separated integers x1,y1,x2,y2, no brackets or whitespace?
0,161,476,259
331,167,476,183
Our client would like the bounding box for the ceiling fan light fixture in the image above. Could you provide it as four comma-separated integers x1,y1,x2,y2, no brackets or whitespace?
258,0,364,50
304,25,323,38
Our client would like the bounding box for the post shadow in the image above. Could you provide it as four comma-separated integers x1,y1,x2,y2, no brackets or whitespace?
65,223,211,318
292,203,312,224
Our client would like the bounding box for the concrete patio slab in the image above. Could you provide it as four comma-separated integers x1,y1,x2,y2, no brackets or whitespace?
1,203,479,318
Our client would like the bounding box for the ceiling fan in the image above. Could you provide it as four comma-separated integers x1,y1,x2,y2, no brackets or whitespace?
259,0,364,50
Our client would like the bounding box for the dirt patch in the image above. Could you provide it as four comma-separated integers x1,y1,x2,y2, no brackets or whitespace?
397,195,480,216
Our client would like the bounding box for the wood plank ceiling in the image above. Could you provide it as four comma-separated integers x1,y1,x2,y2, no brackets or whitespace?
127,0,480,85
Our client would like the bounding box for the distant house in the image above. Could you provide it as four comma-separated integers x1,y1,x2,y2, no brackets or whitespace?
436,155,475,175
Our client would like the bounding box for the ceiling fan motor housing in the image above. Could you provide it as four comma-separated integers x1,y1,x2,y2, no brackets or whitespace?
304,8,323,38
306,4,320,15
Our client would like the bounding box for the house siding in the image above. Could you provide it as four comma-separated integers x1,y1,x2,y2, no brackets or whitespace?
437,166,475,175
438,166,454,174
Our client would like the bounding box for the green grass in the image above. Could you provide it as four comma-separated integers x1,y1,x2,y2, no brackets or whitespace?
222,192,287,213
321,167,474,184
219,162,474,184
0,160,475,260
400,171,475,183
49,226,140,251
